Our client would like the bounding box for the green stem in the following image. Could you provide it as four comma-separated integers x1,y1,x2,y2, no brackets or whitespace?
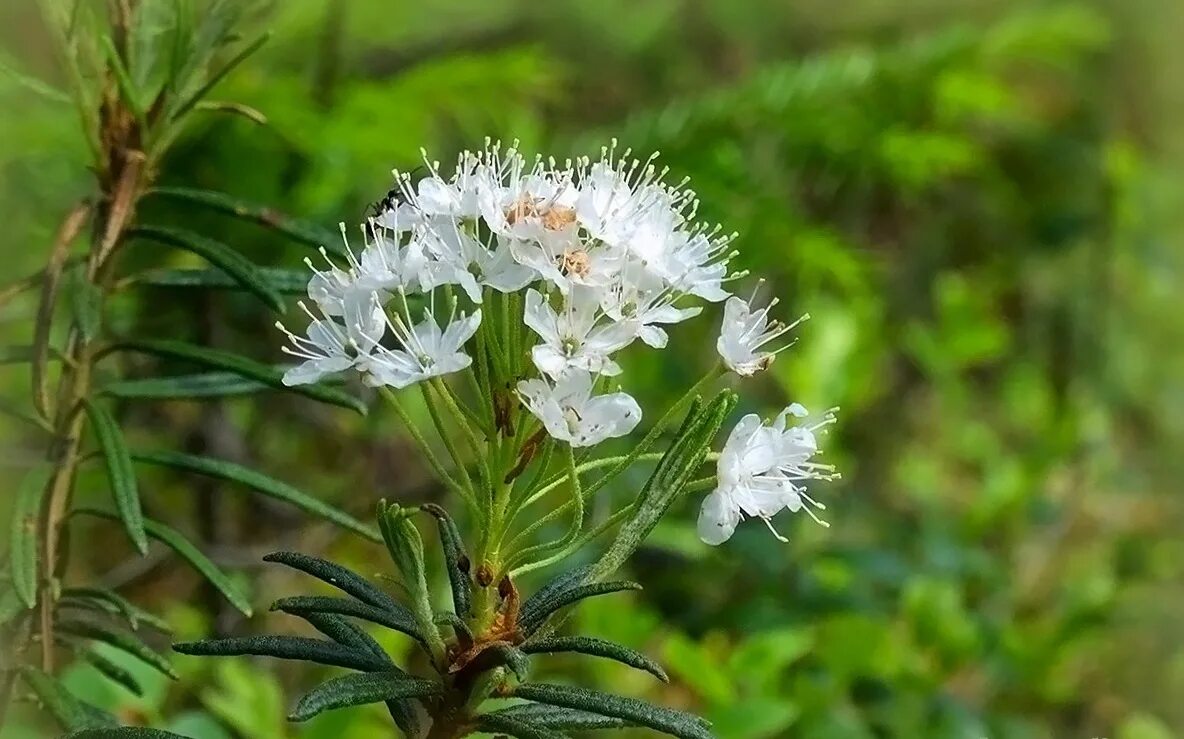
420,383,479,500
380,387,478,519
508,446,584,576
582,365,722,500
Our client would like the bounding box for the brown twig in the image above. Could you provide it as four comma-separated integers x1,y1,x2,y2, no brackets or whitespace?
37,154,144,673
30,202,91,421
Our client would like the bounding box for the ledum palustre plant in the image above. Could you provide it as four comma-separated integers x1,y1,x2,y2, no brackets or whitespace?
2,5,841,739
167,142,841,738
2,1,383,735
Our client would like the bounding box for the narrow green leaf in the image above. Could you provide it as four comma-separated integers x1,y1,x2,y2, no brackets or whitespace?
10,466,50,608
82,399,147,554
169,32,270,121
422,503,472,616
128,226,284,313
299,613,390,662
0,55,71,103
59,587,172,632
74,507,252,616
130,450,379,541
523,636,667,682
81,648,143,696
289,671,441,722
174,635,389,672
592,392,736,582
58,619,178,679
520,581,641,636
99,34,145,121
133,267,312,295
18,667,116,731
262,551,399,611
108,339,366,415
475,712,567,739
144,188,340,252
486,704,634,731
519,565,592,625
513,683,712,739
103,372,267,400
66,263,103,340
270,596,424,650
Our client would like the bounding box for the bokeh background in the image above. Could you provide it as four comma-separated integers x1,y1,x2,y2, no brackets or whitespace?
3,0,1183,737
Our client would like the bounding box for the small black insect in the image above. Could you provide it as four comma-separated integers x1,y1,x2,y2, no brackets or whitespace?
365,165,426,219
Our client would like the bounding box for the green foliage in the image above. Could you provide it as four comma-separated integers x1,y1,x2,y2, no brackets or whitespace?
82,400,148,554
3,0,1181,737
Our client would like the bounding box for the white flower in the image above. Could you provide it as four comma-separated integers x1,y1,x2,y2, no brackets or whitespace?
600,264,701,349
278,299,385,386
697,405,836,545
356,217,425,294
517,372,642,447
361,306,482,389
524,287,636,378
418,219,536,301
716,294,807,376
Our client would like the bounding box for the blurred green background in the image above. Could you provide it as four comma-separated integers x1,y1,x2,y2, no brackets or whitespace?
2,0,1183,737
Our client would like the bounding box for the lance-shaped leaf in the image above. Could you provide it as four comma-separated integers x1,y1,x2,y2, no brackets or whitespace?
174,635,389,672
144,187,340,252
513,683,713,739
128,226,284,313
474,712,567,739
378,502,446,660
59,587,172,632
262,551,398,611
300,613,389,661
270,596,424,649
74,508,252,616
286,613,421,735
134,267,312,295
81,648,143,696
66,729,194,738
83,399,147,554
131,450,380,542
18,667,116,731
103,372,267,400
422,503,472,616
58,620,178,679
522,636,668,682
592,392,736,582
479,642,531,683
289,671,441,722
519,564,593,625
519,581,641,636
108,339,365,414
10,465,50,608
485,704,634,731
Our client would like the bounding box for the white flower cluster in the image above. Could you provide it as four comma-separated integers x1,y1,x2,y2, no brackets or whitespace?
277,140,836,544
698,405,838,545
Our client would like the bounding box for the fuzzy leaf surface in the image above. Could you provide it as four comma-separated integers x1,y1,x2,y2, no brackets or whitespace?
173,635,389,671
513,683,713,739
289,671,441,722
522,636,668,682
262,551,398,610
